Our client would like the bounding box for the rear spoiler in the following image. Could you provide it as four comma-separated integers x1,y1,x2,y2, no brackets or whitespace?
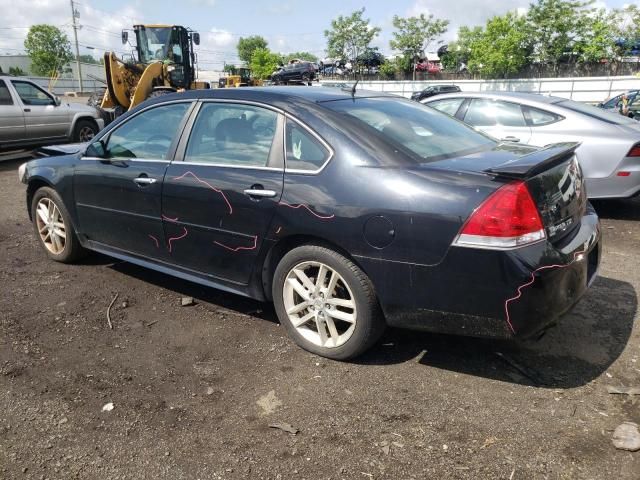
484,142,580,178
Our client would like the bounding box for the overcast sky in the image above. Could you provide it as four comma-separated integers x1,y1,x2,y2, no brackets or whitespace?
0,0,636,69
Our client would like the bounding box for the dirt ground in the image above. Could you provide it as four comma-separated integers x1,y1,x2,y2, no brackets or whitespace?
1,153,639,480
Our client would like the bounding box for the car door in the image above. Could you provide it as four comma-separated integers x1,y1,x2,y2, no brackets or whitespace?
462,98,532,144
74,101,194,259
0,79,26,144
162,101,284,285
9,80,68,141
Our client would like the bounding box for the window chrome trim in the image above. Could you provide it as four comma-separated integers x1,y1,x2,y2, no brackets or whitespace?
81,156,171,163
283,113,334,175
179,160,282,171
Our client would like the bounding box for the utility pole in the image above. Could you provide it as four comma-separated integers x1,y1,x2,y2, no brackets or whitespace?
70,0,83,92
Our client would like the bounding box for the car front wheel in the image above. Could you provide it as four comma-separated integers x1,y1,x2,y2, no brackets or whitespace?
273,245,385,360
73,119,98,143
31,187,86,263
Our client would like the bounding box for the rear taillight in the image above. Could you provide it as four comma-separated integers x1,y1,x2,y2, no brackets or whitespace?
626,144,640,157
453,181,546,250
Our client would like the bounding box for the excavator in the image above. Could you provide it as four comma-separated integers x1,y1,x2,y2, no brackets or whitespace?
100,24,209,120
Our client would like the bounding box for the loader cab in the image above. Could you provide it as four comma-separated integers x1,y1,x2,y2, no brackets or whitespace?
126,25,200,89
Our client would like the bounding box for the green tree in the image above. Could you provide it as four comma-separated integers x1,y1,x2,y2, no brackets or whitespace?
8,66,27,76
77,54,100,64
223,64,237,74
468,12,530,78
237,36,268,65
324,8,381,62
577,8,620,63
250,48,282,80
24,24,73,76
526,0,594,69
440,26,484,72
389,13,449,71
283,52,318,63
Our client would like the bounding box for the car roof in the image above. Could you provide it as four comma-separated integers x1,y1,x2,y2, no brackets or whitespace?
425,91,566,105
146,86,396,106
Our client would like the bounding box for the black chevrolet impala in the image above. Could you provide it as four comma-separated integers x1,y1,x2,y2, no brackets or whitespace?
19,87,601,360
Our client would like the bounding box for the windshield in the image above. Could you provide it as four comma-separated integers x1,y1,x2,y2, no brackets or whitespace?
324,97,496,163
137,27,182,63
557,99,638,125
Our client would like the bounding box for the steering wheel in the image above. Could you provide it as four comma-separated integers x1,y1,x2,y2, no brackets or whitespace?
144,134,172,157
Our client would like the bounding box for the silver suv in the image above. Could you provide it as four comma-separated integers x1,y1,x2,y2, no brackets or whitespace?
0,75,104,151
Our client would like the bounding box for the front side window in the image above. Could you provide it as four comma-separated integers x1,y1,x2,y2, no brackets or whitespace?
285,119,329,171
0,80,13,105
106,103,191,159
428,97,465,117
185,103,278,167
325,97,495,164
11,81,54,106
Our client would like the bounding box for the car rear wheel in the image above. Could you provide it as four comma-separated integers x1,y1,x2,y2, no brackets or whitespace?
73,119,98,143
31,187,86,263
273,245,385,360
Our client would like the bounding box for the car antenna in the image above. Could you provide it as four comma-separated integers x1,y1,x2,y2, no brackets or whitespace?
351,79,359,97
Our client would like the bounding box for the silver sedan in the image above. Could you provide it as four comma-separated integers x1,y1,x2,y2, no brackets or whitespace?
423,91,640,199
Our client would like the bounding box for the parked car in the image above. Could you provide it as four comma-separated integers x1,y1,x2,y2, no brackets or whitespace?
271,62,316,85
424,91,640,199
598,90,640,118
19,87,600,360
0,75,104,151
410,84,460,102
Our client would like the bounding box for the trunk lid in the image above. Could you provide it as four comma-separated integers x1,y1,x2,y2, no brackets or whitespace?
428,142,586,243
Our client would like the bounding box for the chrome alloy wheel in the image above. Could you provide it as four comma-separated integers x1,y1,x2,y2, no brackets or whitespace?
283,261,357,348
35,197,66,255
78,126,95,142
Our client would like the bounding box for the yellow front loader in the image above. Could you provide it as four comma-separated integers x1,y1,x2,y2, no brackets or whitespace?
101,24,209,119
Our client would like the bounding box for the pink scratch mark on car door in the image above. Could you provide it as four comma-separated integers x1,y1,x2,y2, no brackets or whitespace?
214,235,258,252
503,247,590,335
148,234,160,248
173,171,233,215
278,201,335,220
162,214,179,223
167,227,189,253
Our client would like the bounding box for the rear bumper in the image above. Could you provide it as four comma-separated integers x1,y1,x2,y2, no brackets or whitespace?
586,158,640,199
358,205,601,339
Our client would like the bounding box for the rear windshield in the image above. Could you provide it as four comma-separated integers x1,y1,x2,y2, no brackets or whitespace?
324,97,496,163
557,99,638,125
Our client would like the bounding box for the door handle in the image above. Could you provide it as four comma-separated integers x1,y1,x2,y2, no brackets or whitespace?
501,136,520,142
24,108,31,112
133,177,157,186
244,188,277,198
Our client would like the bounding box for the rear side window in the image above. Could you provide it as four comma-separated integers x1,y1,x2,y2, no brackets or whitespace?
285,118,330,171
465,99,526,127
325,97,495,164
0,80,13,105
428,98,465,117
185,103,278,167
523,106,563,126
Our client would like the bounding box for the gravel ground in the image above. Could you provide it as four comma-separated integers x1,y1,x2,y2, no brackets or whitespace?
1,154,639,479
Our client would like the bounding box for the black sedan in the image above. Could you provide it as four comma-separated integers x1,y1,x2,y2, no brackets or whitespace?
19,87,601,360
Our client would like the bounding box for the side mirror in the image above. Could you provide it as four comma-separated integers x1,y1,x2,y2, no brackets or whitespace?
54,95,61,107
86,139,107,157
192,32,200,45
121,30,128,45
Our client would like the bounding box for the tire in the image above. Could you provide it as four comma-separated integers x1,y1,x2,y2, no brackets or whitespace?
272,245,386,360
72,119,98,143
30,186,86,263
